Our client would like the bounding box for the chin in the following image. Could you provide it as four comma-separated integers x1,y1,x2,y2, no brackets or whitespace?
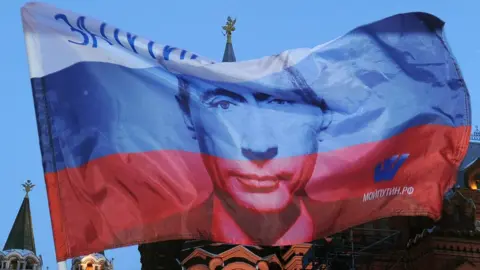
231,191,293,213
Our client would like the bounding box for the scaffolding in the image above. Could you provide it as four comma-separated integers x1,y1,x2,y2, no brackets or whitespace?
302,227,403,270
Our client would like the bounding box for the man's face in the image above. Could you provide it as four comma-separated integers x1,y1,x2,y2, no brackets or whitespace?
183,84,325,213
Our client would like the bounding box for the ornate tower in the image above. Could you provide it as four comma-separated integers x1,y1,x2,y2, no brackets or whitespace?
222,16,237,62
70,251,113,270
0,180,43,270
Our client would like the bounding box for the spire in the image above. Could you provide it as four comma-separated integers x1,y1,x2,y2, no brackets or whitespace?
3,180,36,254
222,16,237,62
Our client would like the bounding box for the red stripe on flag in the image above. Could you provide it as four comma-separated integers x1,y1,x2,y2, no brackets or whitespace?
45,124,470,261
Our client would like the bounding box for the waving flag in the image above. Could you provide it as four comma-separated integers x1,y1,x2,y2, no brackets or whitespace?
22,2,470,261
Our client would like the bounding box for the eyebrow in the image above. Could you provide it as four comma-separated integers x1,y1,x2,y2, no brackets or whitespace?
200,88,246,103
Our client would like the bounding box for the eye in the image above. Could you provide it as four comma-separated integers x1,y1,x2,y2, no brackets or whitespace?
211,100,235,110
218,101,231,109
269,99,294,105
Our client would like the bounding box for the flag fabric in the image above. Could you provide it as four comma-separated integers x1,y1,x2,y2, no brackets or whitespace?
22,2,471,261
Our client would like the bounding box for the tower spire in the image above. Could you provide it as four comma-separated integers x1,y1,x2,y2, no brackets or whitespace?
222,16,237,62
3,180,36,253
22,179,35,198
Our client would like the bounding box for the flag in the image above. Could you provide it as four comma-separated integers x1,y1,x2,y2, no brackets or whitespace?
22,2,471,261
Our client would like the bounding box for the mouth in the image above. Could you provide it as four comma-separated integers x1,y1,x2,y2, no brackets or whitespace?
231,172,291,193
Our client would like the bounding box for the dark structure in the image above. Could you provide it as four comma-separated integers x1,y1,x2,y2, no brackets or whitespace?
3,181,36,254
139,240,186,270
138,18,480,270
1,180,43,270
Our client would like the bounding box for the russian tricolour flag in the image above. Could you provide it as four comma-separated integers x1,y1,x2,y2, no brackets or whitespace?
22,2,470,261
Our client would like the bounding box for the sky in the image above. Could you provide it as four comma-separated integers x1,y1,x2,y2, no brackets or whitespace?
0,0,478,269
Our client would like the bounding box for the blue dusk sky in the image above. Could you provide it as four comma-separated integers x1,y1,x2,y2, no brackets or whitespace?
0,0,478,269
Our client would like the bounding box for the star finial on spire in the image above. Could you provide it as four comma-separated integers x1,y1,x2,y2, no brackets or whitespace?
222,16,236,44
22,180,35,197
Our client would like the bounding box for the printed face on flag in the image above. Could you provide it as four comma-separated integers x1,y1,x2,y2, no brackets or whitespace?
22,2,472,261
176,76,329,212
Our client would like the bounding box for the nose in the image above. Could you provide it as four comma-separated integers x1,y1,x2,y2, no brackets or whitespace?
240,110,278,166
242,147,278,163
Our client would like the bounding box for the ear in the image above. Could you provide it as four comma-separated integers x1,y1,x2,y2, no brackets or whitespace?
175,95,196,140
317,110,333,142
